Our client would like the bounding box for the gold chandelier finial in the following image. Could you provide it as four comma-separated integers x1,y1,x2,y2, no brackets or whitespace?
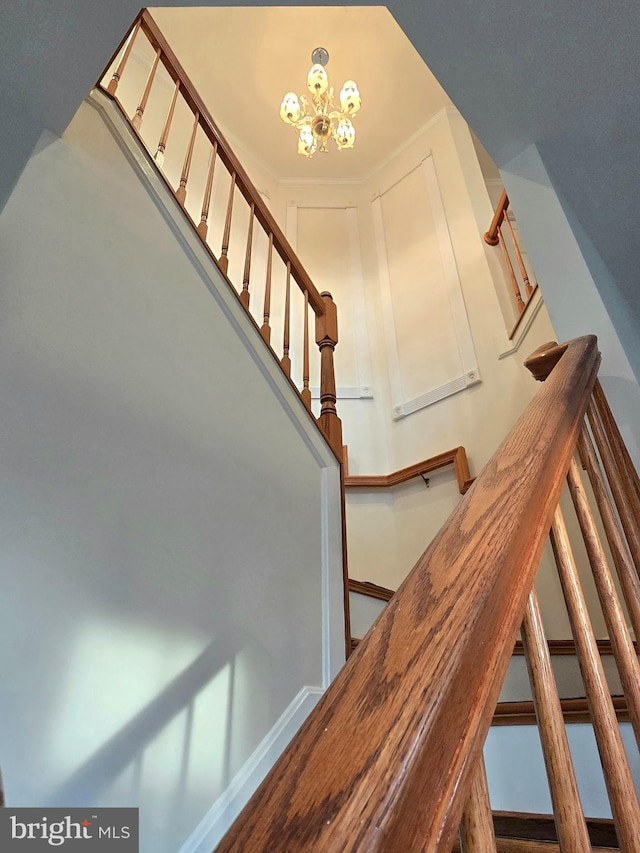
280,47,361,158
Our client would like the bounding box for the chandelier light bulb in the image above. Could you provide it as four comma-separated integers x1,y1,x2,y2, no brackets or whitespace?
335,117,355,149
280,92,301,124
280,48,361,158
307,64,329,96
298,123,317,157
339,81,361,116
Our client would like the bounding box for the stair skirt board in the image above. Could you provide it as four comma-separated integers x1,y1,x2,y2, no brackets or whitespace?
178,686,324,853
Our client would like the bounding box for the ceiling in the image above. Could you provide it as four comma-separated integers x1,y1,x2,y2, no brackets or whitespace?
150,6,454,182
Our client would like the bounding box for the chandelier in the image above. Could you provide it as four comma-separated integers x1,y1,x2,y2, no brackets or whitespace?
279,47,361,158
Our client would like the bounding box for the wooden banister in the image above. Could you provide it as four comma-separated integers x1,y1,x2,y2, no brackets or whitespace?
216,336,600,852
345,446,474,494
99,10,344,464
485,190,538,329
484,189,508,246
136,11,325,316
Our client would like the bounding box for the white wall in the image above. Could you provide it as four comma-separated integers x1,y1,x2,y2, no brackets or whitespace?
0,94,344,853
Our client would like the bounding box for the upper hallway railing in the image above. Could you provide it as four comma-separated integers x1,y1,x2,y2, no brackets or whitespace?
485,189,538,336
98,10,343,459
215,334,640,851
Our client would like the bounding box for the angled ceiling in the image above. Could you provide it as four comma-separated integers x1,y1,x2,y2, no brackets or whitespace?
150,6,454,181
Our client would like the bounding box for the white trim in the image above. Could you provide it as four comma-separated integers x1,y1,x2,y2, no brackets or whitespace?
321,465,347,685
392,373,480,420
281,177,364,188
311,386,373,400
371,194,405,410
422,154,480,382
286,199,357,209
496,287,545,359
179,686,324,853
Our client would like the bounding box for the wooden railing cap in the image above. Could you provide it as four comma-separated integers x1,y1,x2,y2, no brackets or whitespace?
524,340,569,381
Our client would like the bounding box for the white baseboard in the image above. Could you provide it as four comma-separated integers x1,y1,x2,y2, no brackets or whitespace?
179,686,324,853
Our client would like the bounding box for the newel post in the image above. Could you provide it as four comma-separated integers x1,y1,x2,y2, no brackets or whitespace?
315,291,343,458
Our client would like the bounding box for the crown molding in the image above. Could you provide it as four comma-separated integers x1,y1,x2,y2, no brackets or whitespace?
279,176,365,188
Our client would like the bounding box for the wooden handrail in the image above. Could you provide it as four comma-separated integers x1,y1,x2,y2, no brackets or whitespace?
136,11,325,316
484,188,508,246
216,336,600,852
348,579,395,602
345,446,474,494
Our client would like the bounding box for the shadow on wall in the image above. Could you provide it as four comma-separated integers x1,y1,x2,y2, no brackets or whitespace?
50,636,244,806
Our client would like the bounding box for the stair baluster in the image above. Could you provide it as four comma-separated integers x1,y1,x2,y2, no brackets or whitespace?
240,202,254,310
198,141,218,242
154,79,179,167
459,756,497,852
260,233,273,345
132,48,160,131
176,111,199,206
550,504,640,850
520,588,591,851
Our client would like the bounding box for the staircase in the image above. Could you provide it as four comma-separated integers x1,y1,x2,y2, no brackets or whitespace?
99,14,640,852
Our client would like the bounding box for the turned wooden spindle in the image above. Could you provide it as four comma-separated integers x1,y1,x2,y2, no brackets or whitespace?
566,455,640,749
260,233,273,345
503,213,534,298
219,171,236,275
592,380,640,511
588,400,640,574
577,426,640,643
107,20,140,96
197,141,217,241
459,756,497,852
498,224,526,312
240,203,254,311
154,79,180,166
281,262,291,378
315,292,343,458
132,48,161,130
176,110,199,206
521,588,591,851
301,291,311,411
550,505,640,850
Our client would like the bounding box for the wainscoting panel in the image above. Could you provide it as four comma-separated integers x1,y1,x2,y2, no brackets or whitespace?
372,153,479,420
